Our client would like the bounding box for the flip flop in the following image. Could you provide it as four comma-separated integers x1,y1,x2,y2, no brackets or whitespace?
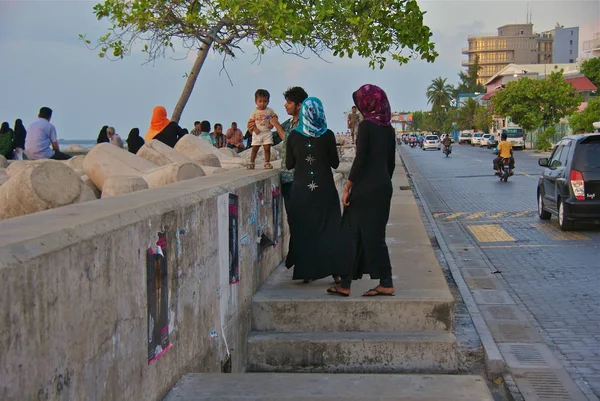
327,285,350,297
363,288,395,297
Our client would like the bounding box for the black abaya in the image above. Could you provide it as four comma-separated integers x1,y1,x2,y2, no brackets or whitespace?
340,120,396,280
286,129,343,280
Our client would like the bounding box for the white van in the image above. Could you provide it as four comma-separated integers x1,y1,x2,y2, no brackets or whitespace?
500,128,525,150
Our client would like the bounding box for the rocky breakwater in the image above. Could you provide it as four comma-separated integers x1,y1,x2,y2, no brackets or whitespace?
0,138,248,220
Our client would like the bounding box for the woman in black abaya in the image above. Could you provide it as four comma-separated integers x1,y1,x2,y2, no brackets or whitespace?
286,97,343,282
327,84,396,297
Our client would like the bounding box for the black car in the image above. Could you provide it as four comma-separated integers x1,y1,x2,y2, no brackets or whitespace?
537,133,600,230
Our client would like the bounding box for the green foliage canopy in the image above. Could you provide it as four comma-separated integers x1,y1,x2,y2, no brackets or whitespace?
569,99,600,132
86,0,438,68
426,77,453,110
492,70,581,132
581,57,600,90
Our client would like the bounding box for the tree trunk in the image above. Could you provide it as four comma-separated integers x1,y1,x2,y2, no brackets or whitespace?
171,41,213,123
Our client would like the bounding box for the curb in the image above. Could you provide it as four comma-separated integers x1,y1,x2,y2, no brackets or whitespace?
398,148,508,379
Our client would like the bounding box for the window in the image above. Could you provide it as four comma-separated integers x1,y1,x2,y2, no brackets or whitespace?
570,50,572,54
570,40,573,45
571,30,573,36
520,30,524,35
549,145,564,168
569,59,574,63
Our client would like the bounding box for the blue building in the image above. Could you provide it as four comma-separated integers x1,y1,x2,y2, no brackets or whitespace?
550,25,579,64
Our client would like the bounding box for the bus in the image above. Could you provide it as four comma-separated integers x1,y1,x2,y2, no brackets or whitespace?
500,127,525,150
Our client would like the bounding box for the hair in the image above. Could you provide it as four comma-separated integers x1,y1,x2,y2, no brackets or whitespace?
255,89,270,100
501,133,507,140
39,107,53,119
214,123,222,130
351,105,357,109
231,122,237,127
182,128,189,135
107,127,116,135
283,86,308,105
200,120,211,132
194,121,201,126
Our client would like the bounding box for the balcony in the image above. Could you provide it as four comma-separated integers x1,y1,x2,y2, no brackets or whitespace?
583,37,600,56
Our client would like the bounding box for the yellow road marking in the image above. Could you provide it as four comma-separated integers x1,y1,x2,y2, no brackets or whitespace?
466,212,487,220
532,224,590,241
519,172,537,178
432,213,446,218
487,212,508,219
444,212,467,220
467,224,516,242
511,211,531,218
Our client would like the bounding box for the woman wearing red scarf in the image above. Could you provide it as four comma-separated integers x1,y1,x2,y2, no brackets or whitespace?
328,84,396,297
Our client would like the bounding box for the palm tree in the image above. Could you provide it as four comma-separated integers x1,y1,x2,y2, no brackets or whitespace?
427,77,454,110
458,98,478,130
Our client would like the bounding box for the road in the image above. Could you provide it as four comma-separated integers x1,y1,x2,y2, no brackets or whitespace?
400,142,600,400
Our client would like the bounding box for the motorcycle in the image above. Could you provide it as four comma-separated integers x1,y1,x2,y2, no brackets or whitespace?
443,145,452,157
496,158,513,182
409,141,417,148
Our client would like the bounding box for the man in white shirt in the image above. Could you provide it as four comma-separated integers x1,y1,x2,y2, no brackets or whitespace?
24,107,71,160
107,127,124,148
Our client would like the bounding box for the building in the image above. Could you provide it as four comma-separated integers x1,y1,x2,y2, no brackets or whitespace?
546,25,579,63
463,24,554,85
583,32,600,57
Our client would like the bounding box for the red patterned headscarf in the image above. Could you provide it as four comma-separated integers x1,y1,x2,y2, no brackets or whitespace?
352,84,391,127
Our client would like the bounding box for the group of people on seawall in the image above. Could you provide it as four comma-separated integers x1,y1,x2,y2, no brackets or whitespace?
278,84,397,297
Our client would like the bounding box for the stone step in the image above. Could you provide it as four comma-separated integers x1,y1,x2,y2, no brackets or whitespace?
252,266,454,333
247,331,457,373
164,373,493,400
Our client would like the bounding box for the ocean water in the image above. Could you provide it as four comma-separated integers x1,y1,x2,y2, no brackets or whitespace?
58,139,97,149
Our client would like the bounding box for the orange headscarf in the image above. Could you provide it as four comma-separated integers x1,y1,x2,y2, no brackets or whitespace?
146,106,171,141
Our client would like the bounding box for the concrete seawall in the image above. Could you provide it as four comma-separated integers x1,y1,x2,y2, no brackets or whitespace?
0,163,344,401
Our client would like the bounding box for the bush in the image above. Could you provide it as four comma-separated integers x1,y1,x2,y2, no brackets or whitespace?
535,127,555,151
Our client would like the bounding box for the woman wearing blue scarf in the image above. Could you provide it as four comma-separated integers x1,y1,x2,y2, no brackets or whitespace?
286,97,345,282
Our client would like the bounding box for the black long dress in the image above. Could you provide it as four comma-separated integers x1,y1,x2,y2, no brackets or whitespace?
154,121,185,148
341,120,396,280
286,129,342,280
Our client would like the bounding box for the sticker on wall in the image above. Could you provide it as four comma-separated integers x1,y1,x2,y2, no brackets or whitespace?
147,230,172,364
229,194,240,284
272,186,281,246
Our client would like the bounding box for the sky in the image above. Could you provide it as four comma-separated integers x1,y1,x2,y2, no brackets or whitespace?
0,0,598,140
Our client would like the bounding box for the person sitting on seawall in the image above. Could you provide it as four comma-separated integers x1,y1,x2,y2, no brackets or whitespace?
25,107,71,160
493,133,515,173
126,128,145,154
0,122,15,159
145,106,185,148
107,126,124,148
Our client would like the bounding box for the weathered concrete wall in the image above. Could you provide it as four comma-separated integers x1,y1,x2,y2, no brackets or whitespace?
0,163,344,401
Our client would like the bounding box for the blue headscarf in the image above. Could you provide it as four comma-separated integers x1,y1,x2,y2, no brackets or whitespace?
294,97,328,137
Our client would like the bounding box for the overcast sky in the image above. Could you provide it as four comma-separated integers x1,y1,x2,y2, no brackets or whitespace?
0,0,598,139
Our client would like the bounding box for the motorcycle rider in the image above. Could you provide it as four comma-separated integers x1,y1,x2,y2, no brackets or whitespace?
409,135,417,147
493,133,514,174
442,135,452,151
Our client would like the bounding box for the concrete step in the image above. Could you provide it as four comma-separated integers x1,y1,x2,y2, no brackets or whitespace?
247,331,457,373
164,373,493,400
252,266,454,333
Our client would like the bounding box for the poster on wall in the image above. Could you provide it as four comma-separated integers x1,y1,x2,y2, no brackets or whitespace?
272,186,281,246
229,194,240,284
147,231,172,364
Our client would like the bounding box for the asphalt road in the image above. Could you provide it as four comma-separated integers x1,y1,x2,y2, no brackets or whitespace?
400,142,600,400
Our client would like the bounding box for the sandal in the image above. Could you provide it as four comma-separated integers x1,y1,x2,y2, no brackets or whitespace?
327,285,350,297
247,163,255,170
264,163,273,169
363,287,395,297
